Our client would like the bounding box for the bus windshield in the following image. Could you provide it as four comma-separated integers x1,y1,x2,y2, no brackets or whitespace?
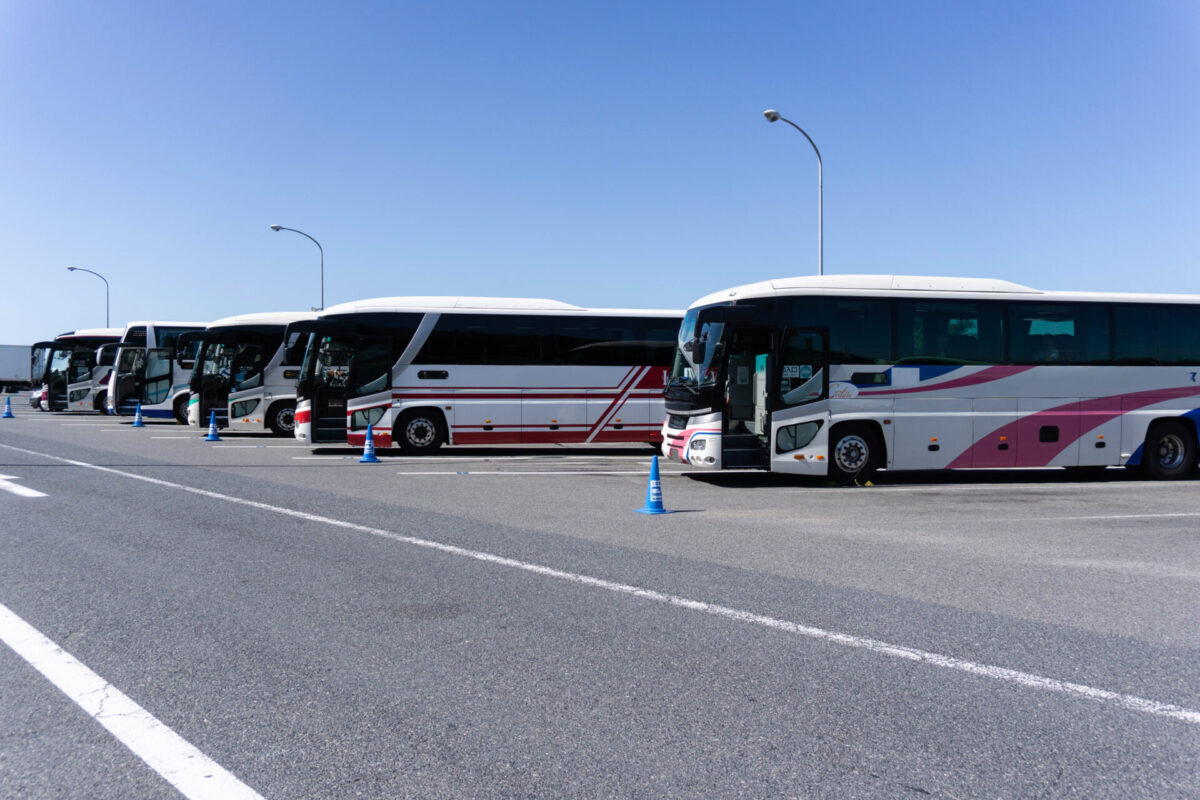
667,307,725,394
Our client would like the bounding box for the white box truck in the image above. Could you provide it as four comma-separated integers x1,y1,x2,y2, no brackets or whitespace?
0,344,32,393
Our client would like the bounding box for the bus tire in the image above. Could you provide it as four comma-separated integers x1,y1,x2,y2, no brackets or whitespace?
828,423,882,484
1141,420,1197,480
267,401,296,436
94,391,108,415
395,408,445,455
173,395,189,425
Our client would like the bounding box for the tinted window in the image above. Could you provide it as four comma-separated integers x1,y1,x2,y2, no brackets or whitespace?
124,326,147,346
896,301,1004,364
1008,303,1110,364
1156,306,1200,365
283,331,309,365
351,336,393,395
1115,304,1200,365
789,299,892,364
415,314,545,365
155,327,200,351
414,313,679,367
550,316,679,366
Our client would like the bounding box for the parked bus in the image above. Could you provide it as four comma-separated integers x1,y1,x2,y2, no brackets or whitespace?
663,274,1200,481
106,321,207,422
290,297,681,451
184,311,316,435
29,328,123,412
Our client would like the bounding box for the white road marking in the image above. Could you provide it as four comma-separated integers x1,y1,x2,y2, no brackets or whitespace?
0,474,47,498
3,441,1198,727
151,436,197,440
1047,512,1200,521
0,601,264,800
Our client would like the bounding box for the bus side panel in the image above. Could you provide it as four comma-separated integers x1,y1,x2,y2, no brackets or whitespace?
892,397,973,470
1076,396,1123,466
347,390,395,447
1015,398,1080,467
520,365,589,444
970,398,1018,468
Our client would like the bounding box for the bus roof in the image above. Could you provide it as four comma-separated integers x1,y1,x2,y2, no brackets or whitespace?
54,327,124,340
204,311,318,329
691,274,1200,307
320,296,680,317
121,320,209,329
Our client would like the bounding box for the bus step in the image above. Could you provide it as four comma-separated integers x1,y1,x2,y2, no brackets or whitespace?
722,434,767,468
722,447,767,468
315,416,348,442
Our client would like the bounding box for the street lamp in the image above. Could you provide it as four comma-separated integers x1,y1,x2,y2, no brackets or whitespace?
66,266,110,327
269,225,325,310
763,109,823,276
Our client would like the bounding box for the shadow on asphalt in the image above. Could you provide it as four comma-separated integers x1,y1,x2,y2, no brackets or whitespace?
681,466,1163,489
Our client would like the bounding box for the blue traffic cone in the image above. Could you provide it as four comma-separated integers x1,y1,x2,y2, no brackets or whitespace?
635,455,674,514
204,410,222,441
359,424,380,463
132,402,145,427
2,397,13,418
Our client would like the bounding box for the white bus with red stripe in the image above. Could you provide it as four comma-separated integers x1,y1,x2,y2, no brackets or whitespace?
290,297,680,451
664,275,1200,481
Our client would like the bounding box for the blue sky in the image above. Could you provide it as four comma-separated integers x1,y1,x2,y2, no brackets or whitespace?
1,0,1197,343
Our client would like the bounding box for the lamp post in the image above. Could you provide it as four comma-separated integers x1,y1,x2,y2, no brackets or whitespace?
269,225,324,310
763,109,823,276
66,266,110,326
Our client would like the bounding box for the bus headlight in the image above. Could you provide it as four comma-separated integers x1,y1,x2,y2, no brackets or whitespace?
689,438,706,451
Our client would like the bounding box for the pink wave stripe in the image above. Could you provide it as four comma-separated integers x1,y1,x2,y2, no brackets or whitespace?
947,383,1200,468
859,365,1035,396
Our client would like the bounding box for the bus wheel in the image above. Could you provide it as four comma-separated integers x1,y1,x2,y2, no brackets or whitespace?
267,402,296,436
1141,420,1197,480
828,424,881,484
173,395,189,425
395,409,444,455
94,392,108,415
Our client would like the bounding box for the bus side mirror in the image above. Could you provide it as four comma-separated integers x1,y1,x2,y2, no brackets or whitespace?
692,338,706,364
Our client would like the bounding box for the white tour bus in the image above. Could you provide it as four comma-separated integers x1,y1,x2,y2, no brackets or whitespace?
663,275,1200,481
29,328,124,412
183,311,317,435
290,297,681,451
106,320,207,422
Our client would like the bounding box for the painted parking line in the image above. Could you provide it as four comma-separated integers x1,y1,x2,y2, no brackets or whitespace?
3,441,1197,727
0,601,263,800
1046,512,1200,521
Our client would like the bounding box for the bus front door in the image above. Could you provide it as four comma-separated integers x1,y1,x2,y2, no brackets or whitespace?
141,348,174,409
66,354,97,412
310,338,352,444
721,326,775,468
112,347,146,415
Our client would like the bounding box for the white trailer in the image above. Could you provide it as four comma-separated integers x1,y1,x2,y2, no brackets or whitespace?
0,344,31,392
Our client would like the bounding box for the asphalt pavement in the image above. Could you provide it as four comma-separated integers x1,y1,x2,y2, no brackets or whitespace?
1,408,1198,798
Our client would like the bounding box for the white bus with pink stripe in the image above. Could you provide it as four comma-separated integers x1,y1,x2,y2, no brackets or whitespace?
290,297,680,452
663,275,1200,481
